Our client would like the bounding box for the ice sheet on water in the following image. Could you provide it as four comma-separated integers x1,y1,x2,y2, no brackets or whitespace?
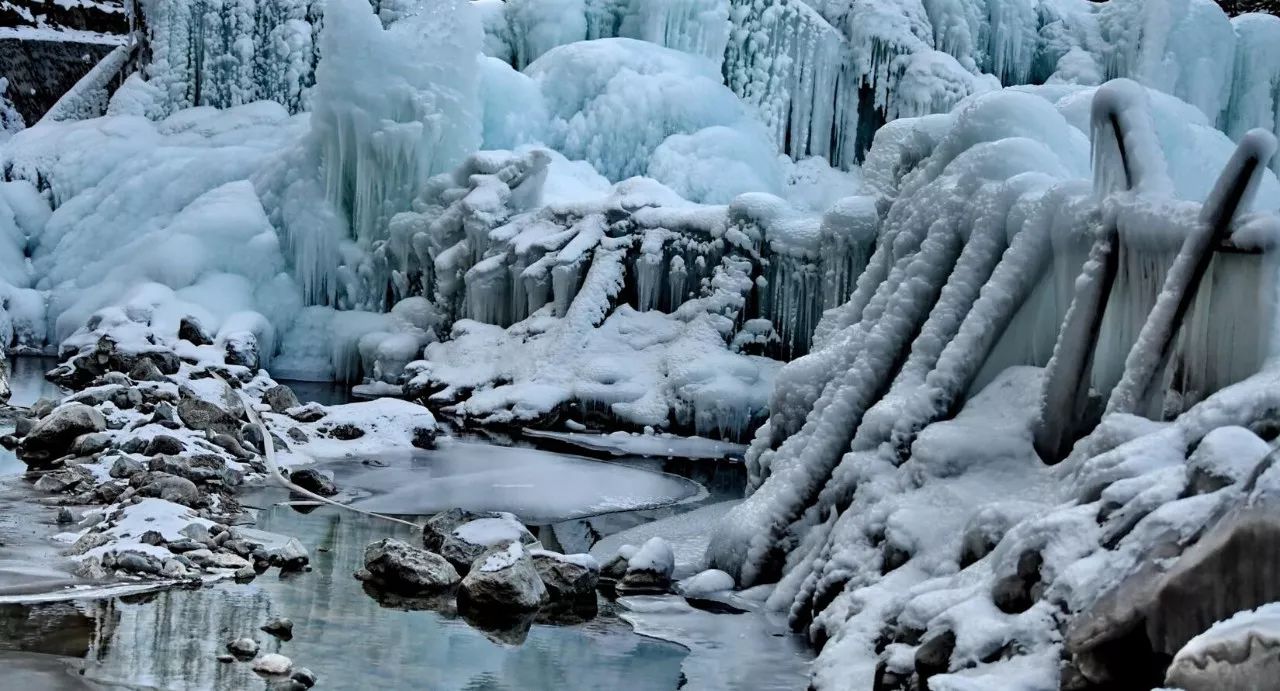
521,429,746,460
591,500,740,579
618,594,812,690
339,441,704,524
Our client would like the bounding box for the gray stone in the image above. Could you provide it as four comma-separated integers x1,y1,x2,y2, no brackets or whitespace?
289,468,337,497
362,538,460,593
223,331,259,369
422,508,502,552
109,455,146,479
19,403,106,465
179,317,211,346
13,416,34,438
116,551,164,575
177,392,241,438
143,434,185,456
69,432,111,456
137,473,201,506
264,385,301,414
261,617,294,639
915,630,957,689
34,469,89,493
290,667,318,688
226,637,259,658
440,515,537,574
286,403,326,423
264,537,310,570
459,543,549,612
531,550,599,601
128,357,165,383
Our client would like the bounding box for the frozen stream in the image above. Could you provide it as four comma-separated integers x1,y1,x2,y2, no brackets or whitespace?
0,357,810,689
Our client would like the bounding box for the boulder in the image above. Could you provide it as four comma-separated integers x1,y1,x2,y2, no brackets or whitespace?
261,617,294,640
223,331,260,369
286,403,326,423
422,508,501,552
618,537,675,594
18,403,106,465
440,515,538,573
264,385,301,414
252,653,293,676
128,357,165,383
137,473,201,506
179,317,212,346
289,468,338,497
109,455,146,479
227,637,259,658
143,434,185,456
530,550,599,601
177,393,241,438
360,538,459,593
459,543,549,612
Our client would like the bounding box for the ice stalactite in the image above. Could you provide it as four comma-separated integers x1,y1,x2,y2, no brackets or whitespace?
1225,13,1280,175
305,0,482,310
138,0,318,115
617,0,731,65
723,0,850,165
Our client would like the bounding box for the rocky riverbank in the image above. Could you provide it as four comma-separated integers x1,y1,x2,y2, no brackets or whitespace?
0,331,438,589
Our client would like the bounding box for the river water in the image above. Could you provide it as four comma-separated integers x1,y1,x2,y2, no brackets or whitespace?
0,357,810,690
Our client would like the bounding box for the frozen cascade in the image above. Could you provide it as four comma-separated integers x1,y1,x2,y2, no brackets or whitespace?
705,81,1280,688
305,0,482,309
138,0,318,115
1225,13,1280,175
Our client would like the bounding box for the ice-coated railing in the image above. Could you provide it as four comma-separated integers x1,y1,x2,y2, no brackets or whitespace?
707,81,1280,601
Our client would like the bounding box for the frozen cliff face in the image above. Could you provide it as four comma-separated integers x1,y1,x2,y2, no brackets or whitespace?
703,79,1280,689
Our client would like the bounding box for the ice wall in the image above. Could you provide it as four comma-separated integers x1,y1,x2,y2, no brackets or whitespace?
138,0,318,115
708,77,1280,613
302,0,482,309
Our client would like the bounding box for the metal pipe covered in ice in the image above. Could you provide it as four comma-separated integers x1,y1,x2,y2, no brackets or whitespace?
1106,129,1279,418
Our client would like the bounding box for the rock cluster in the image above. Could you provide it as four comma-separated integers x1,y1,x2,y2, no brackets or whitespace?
357,508,602,640
2,335,437,581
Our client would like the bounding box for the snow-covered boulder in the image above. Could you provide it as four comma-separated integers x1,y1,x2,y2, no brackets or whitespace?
440,515,539,573
252,653,293,676
421,508,501,552
530,549,599,601
358,538,460,593
459,542,549,612
619,537,674,593
1166,603,1280,691
675,569,735,597
18,402,105,465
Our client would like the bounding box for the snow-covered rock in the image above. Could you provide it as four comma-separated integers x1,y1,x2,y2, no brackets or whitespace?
619,537,675,594
359,538,460,593
440,515,539,574
458,542,549,612
530,549,599,602
251,653,293,676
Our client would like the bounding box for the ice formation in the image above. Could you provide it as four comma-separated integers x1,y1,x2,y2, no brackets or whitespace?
3,0,1280,687
704,79,1280,688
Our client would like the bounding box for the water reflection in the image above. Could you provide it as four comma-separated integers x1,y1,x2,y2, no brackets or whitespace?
1,501,687,690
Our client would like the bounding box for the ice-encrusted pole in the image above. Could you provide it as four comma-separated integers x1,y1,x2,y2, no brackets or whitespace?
1105,128,1278,417
1034,81,1171,462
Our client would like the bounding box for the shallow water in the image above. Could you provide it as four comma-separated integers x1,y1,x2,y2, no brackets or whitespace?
0,357,807,690
0,500,689,690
